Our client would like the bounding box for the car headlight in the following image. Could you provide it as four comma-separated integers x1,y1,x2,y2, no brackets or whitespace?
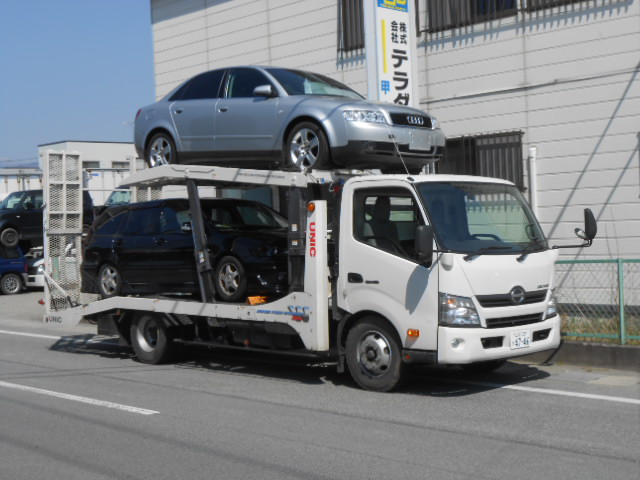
430,116,439,129
439,293,481,327
342,110,387,124
36,265,45,274
545,295,558,319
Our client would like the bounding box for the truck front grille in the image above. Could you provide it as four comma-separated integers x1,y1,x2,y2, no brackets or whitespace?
476,289,547,308
486,313,544,329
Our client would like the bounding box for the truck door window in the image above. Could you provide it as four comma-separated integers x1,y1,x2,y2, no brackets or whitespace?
353,189,422,261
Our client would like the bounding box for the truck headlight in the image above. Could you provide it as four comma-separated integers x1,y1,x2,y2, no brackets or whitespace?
545,295,558,319
439,293,480,327
342,110,386,124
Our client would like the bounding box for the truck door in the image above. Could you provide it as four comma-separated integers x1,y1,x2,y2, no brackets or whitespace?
340,187,439,352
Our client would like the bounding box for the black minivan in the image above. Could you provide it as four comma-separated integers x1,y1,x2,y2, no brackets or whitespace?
81,198,288,302
0,189,94,251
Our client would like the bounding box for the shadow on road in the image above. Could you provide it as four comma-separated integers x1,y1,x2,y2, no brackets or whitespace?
50,333,551,394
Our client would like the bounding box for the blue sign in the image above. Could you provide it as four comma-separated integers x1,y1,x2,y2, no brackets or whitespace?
377,0,408,12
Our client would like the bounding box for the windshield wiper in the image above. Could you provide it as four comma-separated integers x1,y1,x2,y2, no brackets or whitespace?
516,240,547,262
463,246,511,261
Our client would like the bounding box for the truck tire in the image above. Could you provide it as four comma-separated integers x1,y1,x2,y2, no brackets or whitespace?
214,255,247,302
285,121,330,171
0,227,19,248
346,316,405,392
130,313,175,364
1,273,23,295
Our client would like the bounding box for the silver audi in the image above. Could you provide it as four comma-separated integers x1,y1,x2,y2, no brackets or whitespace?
134,66,445,173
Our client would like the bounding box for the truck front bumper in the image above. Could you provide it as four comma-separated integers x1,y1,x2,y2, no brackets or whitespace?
437,315,560,365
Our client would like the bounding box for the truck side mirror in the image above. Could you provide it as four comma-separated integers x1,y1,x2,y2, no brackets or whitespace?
575,208,597,243
415,225,434,266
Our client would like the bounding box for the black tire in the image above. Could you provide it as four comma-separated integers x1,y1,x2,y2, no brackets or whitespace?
0,227,19,248
1,273,23,295
214,255,247,302
284,121,330,171
346,316,405,392
98,263,122,298
130,313,175,364
145,132,178,168
461,359,506,373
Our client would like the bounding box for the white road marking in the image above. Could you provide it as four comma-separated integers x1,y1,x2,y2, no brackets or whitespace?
0,380,159,415
0,329,60,340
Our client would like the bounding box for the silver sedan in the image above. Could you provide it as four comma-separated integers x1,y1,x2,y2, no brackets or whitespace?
134,66,445,173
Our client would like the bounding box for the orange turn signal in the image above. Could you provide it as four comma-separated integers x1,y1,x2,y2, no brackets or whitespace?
407,329,420,338
307,202,316,212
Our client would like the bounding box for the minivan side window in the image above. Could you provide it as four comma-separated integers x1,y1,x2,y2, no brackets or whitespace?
122,208,160,236
96,211,127,236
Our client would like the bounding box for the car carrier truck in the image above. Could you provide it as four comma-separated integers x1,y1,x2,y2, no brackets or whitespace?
43,161,596,392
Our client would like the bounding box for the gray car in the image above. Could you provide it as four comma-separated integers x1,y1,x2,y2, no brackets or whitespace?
134,66,445,173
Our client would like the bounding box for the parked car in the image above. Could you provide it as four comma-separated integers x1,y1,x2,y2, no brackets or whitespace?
81,198,288,302
0,246,28,295
134,66,445,173
0,189,94,250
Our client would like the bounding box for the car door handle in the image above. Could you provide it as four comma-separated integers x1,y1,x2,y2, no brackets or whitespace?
112,239,124,247
218,106,228,112
153,237,166,245
173,108,183,114
348,272,363,283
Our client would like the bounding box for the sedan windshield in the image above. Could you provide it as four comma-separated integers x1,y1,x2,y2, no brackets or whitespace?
416,182,548,255
266,68,364,99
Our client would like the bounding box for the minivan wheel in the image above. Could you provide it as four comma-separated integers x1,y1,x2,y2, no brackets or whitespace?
1,273,23,295
285,122,330,171
98,263,122,298
346,316,405,392
146,132,177,168
0,227,19,248
214,256,247,302
130,313,175,364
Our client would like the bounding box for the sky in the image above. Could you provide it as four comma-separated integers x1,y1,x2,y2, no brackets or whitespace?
0,1,156,168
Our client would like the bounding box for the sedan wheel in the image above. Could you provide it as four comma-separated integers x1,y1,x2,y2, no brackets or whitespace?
1,273,23,295
214,256,247,302
98,263,122,298
146,133,177,168
285,122,329,171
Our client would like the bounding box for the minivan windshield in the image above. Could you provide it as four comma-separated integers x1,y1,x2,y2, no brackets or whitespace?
416,182,548,255
266,68,364,99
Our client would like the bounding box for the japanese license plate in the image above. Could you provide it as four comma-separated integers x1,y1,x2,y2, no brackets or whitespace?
510,330,531,350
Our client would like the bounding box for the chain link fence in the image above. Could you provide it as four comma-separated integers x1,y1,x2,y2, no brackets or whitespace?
555,259,640,345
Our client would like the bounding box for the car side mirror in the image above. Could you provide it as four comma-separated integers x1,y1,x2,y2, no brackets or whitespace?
181,222,192,233
415,225,434,266
253,84,276,98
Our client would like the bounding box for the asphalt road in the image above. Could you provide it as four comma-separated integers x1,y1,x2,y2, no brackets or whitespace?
0,291,638,479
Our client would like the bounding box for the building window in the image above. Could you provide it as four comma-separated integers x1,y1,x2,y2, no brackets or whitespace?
339,0,364,52
83,161,100,169
525,0,586,11
112,161,130,170
426,0,517,33
438,131,525,191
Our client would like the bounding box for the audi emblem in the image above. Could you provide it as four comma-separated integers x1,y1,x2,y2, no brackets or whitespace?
406,115,424,126
509,286,526,305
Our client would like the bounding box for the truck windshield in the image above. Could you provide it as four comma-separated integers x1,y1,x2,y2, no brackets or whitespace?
416,182,548,255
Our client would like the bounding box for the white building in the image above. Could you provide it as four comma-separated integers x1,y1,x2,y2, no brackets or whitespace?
148,0,639,260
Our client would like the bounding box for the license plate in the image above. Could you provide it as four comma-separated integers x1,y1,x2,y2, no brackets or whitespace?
510,330,531,350
410,133,431,152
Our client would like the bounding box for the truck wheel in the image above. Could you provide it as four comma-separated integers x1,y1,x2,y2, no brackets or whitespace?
461,359,506,373
346,317,405,392
1,273,23,295
130,313,175,364
0,227,19,248
146,132,177,168
98,263,122,298
285,122,330,171
214,256,247,302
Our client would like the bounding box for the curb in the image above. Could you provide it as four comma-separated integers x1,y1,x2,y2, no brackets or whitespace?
518,341,640,373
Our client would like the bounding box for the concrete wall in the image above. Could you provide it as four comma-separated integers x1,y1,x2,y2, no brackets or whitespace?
148,0,640,260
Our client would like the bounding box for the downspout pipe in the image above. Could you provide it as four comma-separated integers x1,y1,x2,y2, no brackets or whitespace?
528,146,538,217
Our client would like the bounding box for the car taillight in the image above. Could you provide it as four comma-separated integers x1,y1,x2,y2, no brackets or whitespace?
135,109,142,121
